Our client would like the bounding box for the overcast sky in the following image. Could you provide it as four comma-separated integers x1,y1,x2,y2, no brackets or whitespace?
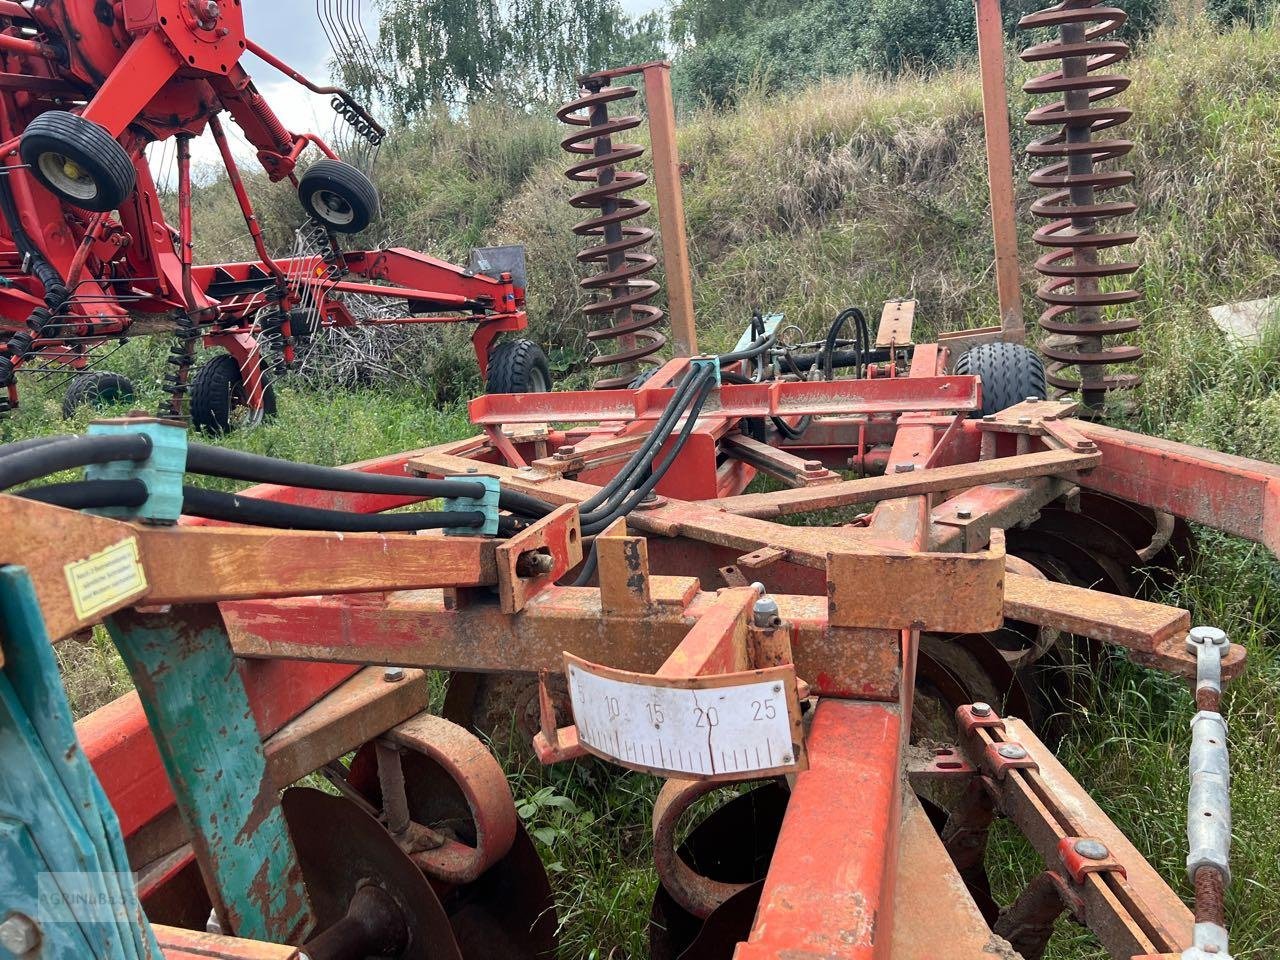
181,0,664,171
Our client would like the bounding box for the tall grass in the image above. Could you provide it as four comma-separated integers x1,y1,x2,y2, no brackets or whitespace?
6,14,1279,959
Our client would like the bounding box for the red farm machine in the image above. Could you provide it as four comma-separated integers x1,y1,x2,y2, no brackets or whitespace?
0,3,1273,960
0,0,547,432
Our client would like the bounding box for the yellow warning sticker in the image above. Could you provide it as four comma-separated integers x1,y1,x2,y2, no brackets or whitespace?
64,538,147,621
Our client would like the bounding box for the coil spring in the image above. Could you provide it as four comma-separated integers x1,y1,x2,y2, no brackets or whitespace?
331,96,384,147
1020,0,1142,407
157,311,200,418
558,76,666,389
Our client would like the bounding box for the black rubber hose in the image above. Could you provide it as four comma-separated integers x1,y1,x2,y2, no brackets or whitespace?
0,433,152,491
578,364,707,514
0,433,78,459
578,365,712,526
185,443,486,501
18,478,148,510
574,372,717,584
180,486,484,532
717,332,775,365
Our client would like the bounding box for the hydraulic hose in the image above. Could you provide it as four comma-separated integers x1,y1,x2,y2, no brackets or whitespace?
579,364,708,515
180,486,484,532
575,370,717,585
578,364,713,527
185,443,487,501
0,433,152,491
19,478,148,510
0,433,78,459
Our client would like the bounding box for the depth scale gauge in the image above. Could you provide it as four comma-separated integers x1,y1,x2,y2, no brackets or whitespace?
565,654,807,781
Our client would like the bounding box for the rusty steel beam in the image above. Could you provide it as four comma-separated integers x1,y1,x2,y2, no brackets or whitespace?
958,713,1192,957
715,447,1098,519
736,699,903,960
467,375,980,425
1071,420,1280,555
974,0,1026,341
640,62,698,357
223,584,905,703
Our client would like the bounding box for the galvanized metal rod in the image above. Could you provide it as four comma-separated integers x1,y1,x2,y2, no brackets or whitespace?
974,0,1026,342
641,63,698,357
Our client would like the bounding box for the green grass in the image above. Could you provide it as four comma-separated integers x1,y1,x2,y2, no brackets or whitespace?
10,13,1280,959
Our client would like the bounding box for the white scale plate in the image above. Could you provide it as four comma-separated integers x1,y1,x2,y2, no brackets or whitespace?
566,657,803,781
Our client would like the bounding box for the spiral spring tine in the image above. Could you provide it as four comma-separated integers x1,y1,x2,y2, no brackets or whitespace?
558,75,666,389
1020,0,1142,408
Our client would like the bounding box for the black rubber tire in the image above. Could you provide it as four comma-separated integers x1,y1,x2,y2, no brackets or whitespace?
297,159,379,233
189,353,277,434
486,339,552,393
20,112,136,212
955,342,1047,418
61,371,135,417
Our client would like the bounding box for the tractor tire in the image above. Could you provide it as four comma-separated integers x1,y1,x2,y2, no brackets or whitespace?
62,372,135,418
486,338,552,394
297,159,379,233
20,112,136,212
189,353,276,434
955,341,1047,418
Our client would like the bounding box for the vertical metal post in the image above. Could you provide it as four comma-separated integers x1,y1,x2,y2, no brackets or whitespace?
641,63,698,357
974,0,1026,343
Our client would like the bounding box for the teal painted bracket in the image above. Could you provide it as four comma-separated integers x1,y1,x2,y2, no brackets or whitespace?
444,474,501,536
105,605,314,944
731,312,783,353
690,355,722,385
85,420,187,524
0,566,160,959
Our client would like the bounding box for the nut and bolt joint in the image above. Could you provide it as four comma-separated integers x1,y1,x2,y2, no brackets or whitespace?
894,463,916,473
383,666,405,683
753,594,781,629
956,507,973,520
997,743,1028,760
971,701,992,716
1074,838,1110,860
0,913,42,955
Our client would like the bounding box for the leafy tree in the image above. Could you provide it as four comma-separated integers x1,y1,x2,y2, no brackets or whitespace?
353,0,666,117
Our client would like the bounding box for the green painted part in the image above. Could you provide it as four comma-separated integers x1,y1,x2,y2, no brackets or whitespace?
86,420,188,523
105,604,314,944
444,474,501,536
0,566,159,959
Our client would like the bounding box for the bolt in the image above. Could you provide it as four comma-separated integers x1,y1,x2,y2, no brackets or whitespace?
383,667,405,683
803,460,824,473
781,754,793,764
982,414,996,422
516,551,556,577
1026,396,1040,403
1074,838,1109,860
0,914,41,955
772,684,782,694
753,594,780,629
1189,626,1228,647
518,465,534,473
971,701,992,716
956,508,973,520
997,743,1028,760
894,463,916,473
1017,416,1032,425
556,446,577,458
465,467,478,474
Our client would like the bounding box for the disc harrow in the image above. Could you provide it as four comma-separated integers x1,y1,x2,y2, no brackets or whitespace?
0,1,1271,959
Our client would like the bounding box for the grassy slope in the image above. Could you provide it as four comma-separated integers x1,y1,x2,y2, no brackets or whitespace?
6,16,1278,959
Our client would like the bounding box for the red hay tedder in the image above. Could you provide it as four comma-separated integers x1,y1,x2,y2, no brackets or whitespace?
0,3,1271,960
0,0,548,431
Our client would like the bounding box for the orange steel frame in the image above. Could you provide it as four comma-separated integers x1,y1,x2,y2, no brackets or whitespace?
10,348,1271,956
5,0,1276,955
